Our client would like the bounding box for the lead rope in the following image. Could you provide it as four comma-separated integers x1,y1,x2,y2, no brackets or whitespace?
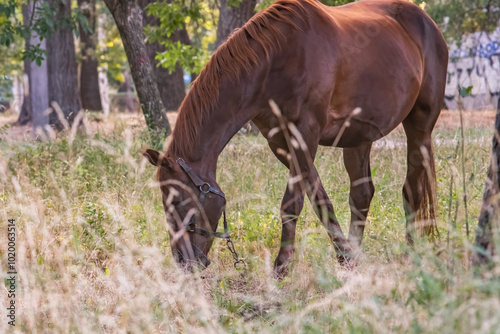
222,211,247,275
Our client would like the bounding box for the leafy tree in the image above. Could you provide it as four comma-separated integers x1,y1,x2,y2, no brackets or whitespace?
95,12,128,87
103,0,171,147
1,0,87,130
0,0,24,113
46,0,82,130
0,40,22,106
146,0,213,75
321,0,355,6
139,0,186,111
0,0,88,65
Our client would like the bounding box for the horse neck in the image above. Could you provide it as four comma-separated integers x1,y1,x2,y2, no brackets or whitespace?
172,80,259,179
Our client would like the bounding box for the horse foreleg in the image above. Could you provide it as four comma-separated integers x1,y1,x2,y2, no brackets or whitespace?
274,182,305,277
266,126,352,276
275,166,354,276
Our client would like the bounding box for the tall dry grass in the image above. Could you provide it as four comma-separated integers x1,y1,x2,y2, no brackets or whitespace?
0,111,499,333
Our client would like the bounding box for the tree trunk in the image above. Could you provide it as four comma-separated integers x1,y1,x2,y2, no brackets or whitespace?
216,0,257,48
17,4,32,126
46,0,82,129
103,0,171,146
31,37,50,134
18,66,31,125
97,13,110,116
475,97,500,265
78,0,102,111
22,1,50,135
138,0,186,112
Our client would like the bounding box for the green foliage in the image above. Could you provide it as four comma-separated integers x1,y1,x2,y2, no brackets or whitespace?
155,40,208,75
0,124,9,137
146,0,214,74
1,0,128,91
0,30,21,100
227,0,244,8
0,1,23,88
414,0,500,41
256,0,355,9
0,73,14,102
321,0,355,6
95,9,129,87
80,201,115,256
0,0,19,47
459,85,473,98
147,0,204,38
0,0,91,64
255,0,273,10
24,43,46,65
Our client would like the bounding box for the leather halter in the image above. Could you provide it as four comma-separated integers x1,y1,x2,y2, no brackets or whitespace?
176,158,230,239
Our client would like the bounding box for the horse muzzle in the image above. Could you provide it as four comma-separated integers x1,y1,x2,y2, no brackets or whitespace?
173,248,211,270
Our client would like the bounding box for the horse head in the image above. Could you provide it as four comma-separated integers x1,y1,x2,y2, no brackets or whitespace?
143,149,226,270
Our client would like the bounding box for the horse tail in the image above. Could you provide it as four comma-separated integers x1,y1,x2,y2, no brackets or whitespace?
416,143,439,241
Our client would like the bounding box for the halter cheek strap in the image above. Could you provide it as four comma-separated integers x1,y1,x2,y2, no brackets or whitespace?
175,158,246,268
176,158,229,239
176,158,225,199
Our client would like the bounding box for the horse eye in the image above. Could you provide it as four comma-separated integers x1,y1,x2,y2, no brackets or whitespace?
171,198,181,207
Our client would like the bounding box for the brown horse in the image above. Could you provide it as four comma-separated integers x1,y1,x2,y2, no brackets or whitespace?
143,0,448,274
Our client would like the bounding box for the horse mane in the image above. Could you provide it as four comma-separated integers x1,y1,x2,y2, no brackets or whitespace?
167,0,321,159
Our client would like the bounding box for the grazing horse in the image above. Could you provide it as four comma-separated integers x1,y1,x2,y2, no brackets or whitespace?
143,0,448,274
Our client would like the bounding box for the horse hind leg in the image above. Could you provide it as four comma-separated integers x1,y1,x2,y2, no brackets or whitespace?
343,143,375,250
402,102,440,245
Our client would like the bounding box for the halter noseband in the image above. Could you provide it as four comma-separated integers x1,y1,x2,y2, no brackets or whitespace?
176,158,230,239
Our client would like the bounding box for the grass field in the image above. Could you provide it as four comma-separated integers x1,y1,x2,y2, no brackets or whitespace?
1,110,499,333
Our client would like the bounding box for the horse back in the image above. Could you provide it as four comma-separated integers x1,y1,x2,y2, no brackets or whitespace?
309,0,448,146
253,1,447,146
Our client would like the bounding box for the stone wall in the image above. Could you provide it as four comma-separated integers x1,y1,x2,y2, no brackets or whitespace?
445,27,500,110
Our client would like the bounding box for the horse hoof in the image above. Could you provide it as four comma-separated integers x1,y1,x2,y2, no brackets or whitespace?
273,261,290,280
337,252,357,269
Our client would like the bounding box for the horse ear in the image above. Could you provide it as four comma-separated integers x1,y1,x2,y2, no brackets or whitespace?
142,149,161,166
142,149,174,170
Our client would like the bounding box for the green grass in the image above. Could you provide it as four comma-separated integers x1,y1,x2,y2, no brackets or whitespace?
1,118,499,333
